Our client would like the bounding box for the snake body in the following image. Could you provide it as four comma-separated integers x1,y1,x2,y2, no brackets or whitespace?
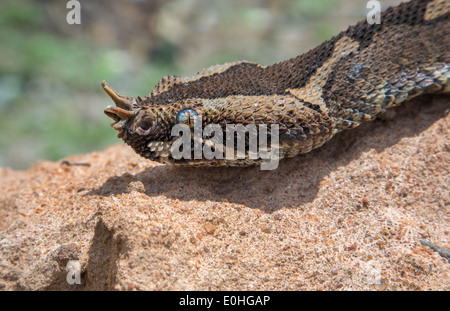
103,0,449,167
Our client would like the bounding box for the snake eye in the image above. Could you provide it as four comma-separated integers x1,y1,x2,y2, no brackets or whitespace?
176,109,198,127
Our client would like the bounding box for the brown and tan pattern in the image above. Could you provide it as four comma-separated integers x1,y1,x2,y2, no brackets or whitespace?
103,0,449,167
424,0,450,20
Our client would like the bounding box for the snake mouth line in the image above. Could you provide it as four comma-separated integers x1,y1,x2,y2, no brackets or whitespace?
104,106,140,133
104,106,136,121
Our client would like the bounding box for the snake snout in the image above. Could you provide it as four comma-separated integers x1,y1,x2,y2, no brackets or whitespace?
103,80,142,132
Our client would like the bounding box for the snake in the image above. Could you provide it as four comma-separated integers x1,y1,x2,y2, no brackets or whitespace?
103,0,449,168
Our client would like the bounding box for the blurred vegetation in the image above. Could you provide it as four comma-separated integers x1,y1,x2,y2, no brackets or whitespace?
0,0,401,169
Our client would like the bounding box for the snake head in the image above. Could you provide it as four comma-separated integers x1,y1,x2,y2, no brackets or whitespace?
102,78,278,166
103,81,185,164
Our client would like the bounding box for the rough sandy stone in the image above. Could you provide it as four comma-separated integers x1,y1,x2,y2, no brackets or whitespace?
0,95,449,290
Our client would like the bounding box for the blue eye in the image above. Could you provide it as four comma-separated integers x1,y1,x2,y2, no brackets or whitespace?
176,109,198,126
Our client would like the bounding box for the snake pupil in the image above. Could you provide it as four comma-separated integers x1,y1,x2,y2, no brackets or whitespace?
176,109,198,127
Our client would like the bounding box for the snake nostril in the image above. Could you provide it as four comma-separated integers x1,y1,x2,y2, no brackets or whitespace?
135,119,157,135
137,119,153,131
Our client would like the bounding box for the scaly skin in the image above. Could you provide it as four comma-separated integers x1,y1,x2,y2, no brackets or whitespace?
103,0,449,167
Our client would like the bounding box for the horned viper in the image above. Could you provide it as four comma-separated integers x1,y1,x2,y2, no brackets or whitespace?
103,0,449,167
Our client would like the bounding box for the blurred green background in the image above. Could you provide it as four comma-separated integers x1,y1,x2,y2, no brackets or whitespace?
0,0,401,169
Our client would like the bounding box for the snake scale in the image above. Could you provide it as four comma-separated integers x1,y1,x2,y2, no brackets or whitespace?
103,0,449,167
